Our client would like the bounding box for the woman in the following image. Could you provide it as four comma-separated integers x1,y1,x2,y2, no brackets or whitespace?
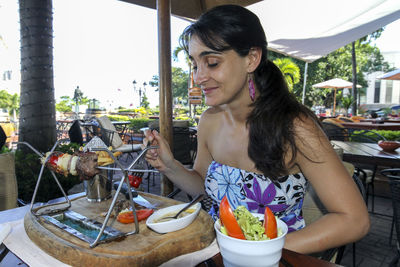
144,5,369,254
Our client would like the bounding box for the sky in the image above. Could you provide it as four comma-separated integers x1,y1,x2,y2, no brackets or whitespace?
0,0,190,109
0,0,399,109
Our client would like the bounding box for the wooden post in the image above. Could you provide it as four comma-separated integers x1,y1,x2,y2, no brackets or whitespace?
157,0,174,196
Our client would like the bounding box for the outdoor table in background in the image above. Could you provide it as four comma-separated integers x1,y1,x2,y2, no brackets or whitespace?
110,120,131,139
360,118,400,123
331,141,400,168
340,121,400,131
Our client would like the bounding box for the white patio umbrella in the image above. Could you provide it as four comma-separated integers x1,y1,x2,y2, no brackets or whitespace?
378,68,400,80
312,78,361,116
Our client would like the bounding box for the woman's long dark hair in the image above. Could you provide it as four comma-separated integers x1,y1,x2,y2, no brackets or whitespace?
180,5,318,180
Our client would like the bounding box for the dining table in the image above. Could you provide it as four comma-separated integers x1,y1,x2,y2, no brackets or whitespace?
0,193,341,267
361,118,400,123
340,121,400,131
331,140,400,168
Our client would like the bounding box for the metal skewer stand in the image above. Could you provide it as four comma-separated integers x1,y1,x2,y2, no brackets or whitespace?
88,145,158,247
17,140,72,216
17,139,159,248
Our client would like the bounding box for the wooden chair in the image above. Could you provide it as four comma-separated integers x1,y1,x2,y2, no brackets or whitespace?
338,117,354,123
0,152,18,211
96,116,141,153
350,116,366,122
148,120,194,167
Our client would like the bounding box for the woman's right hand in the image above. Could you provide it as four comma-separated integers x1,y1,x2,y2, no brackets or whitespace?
143,129,175,172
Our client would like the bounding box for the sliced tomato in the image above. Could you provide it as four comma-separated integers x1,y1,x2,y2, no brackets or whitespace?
117,209,154,224
264,206,277,239
219,196,245,240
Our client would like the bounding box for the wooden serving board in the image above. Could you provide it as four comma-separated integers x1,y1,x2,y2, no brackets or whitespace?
24,192,215,267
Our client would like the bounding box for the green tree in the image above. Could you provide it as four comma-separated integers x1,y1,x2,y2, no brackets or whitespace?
149,75,159,89
272,58,300,91
173,46,191,88
18,0,56,152
338,95,355,116
172,67,190,99
8,93,19,121
141,93,150,109
150,67,189,100
268,28,392,110
55,96,73,112
0,90,20,121
0,90,10,109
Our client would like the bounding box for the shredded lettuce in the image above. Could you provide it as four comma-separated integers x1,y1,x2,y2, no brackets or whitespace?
233,206,269,241
220,225,228,236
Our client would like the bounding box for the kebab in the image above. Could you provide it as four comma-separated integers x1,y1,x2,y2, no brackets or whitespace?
41,150,122,180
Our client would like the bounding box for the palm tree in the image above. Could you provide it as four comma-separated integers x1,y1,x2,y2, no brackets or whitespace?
0,90,19,122
339,95,354,116
173,46,192,87
18,0,56,152
9,93,20,122
273,58,300,91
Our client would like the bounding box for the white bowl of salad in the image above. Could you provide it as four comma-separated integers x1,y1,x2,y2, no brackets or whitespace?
214,197,288,267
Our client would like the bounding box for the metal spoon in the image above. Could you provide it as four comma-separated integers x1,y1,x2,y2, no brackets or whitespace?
161,194,204,221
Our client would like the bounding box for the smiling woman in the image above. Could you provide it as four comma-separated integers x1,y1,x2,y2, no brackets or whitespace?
143,4,370,259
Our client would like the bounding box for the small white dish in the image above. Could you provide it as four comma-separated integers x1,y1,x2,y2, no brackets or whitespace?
214,213,288,267
146,202,201,234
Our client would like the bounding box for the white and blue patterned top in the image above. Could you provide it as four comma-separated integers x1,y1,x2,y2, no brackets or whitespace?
205,160,308,233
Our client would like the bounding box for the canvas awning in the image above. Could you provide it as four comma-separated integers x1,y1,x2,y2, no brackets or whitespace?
248,0,400,62
119,0,262,21
121,0,400,63
378,68,400,80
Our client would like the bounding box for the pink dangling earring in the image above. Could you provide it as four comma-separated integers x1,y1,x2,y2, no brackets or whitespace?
248,76,255,101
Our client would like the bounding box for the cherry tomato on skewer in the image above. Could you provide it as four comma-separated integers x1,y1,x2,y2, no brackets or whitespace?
128,175,143,188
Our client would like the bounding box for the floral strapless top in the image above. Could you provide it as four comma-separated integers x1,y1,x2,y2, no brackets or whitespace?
205,161,308,233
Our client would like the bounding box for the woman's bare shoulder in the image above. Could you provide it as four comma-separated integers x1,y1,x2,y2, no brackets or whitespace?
291,114,331,161
198,107,223,128
292,114,324,139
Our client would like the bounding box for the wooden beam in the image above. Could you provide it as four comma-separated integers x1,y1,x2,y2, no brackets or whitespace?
157,0,174,196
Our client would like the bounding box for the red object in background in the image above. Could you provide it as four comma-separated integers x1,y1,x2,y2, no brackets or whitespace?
378,140,400,152
128,174,142,188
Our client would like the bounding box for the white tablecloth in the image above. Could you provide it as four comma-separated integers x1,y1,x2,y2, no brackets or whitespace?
1,219,219,267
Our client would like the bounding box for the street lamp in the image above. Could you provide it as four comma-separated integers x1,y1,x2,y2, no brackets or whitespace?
133,80,138,107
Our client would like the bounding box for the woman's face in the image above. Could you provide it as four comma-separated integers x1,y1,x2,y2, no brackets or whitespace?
188,35,250,106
